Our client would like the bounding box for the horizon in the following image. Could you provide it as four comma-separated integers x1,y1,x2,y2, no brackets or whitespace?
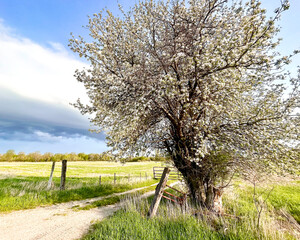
0,0,299,154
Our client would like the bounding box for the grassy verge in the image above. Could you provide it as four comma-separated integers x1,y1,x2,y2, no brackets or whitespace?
265,181,300,223
82,200,258,240
83,211,227,240
78,185,158,210
0,176,158,212
82,179,300,240
223,180,300,223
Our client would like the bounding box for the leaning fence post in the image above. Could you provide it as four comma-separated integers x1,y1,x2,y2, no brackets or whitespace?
60,160,67,190
148,167,170,218
47,161,56,190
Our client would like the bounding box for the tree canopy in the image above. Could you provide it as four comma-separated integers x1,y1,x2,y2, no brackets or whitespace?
69,0,299,208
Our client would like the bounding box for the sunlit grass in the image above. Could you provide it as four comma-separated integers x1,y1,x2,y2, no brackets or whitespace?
265,181,300,223
78,185,158,210
82,197,258,240
223,180,300,224
0,175,158,212
0,161,163,178
0,161,169,212
82,179,300,240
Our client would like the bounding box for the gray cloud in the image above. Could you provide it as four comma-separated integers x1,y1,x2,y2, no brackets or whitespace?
0,87,105,142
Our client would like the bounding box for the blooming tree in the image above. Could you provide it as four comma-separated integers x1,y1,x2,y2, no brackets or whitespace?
69,0,299,209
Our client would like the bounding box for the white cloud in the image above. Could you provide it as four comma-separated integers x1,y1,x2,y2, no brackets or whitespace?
0,19,109,153
34,131,64,142
0,19,89,106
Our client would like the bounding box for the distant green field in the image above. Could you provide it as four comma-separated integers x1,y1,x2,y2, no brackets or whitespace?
0,161,163,178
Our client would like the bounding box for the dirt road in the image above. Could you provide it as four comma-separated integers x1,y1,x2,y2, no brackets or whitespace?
0,185,158,240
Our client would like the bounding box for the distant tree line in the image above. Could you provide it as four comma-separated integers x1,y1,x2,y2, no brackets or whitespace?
0,150,166,162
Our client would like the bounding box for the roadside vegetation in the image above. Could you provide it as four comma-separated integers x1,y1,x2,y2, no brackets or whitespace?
0,161,162,212
1,161,298,239
227,179,300,224
0,176,158,212
77,185,157,211
82,178,300,240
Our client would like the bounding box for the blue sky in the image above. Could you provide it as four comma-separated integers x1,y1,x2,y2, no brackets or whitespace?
0,0,299,154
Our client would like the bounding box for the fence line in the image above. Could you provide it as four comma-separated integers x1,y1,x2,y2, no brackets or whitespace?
153,167,182,180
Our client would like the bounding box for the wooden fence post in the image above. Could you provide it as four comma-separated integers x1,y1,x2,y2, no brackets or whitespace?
114,173,116,184
47,161,55,190
99,175,101,186
148,167,170,218
60,160,67,190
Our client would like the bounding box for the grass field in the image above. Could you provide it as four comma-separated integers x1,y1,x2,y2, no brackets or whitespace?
0,161,162,212
82,179,300,240
225,179,300,224
1,161,299,239
0,161,162,178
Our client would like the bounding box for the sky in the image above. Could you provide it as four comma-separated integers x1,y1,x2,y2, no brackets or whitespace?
0,0,299,154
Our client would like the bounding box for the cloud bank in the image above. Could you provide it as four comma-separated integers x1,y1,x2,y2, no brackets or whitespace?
0,19,89,105
0,20,107,153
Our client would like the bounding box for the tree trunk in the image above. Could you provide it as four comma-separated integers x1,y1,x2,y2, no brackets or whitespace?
173,155,223,212
205,185,215,208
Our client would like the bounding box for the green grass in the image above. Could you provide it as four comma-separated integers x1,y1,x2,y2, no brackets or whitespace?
83,211,230,240
79,196,122,210
78,185,158,210
0,161,163,212
82,198,260,240
0,176,158,212
2,161,298,239
82,179,300,240
222,179,300,240
223,180,300,223
265,181,300,223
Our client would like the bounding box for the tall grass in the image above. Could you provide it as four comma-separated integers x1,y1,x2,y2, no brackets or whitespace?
223,180,300,223
83,197,258,240
265,182,300,223
82,179,300,240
